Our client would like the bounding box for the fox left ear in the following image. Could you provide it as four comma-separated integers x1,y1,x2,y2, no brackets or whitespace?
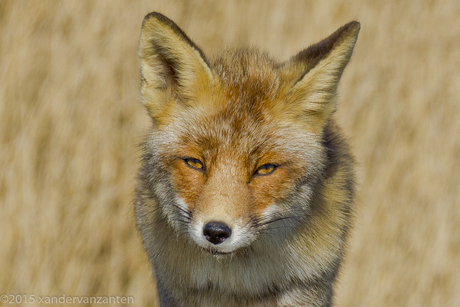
138,12,213,120
284,21,360,129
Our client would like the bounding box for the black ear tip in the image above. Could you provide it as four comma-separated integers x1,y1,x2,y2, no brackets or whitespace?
343,21,361,34
142,12,175,28
349,20,360,27
143,12,166,22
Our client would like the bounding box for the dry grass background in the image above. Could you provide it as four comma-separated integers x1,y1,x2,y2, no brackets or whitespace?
1,0,459,306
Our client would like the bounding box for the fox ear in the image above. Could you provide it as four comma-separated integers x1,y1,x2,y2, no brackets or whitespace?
284,21,360,129
138,12,213,119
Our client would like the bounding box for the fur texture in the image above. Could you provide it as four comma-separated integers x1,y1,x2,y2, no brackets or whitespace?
136,12,359,307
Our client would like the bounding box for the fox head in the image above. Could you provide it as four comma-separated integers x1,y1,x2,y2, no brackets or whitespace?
137,12,359,256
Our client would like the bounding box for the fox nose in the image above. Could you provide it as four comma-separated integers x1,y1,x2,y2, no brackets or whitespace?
203,222,232,245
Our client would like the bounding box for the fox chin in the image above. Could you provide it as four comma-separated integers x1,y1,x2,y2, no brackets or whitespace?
135,12,359,307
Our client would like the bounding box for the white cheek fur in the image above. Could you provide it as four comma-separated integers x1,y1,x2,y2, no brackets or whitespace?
260,204,280,220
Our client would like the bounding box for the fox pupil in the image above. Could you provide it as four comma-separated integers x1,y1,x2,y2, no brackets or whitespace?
255,164,277,176
184,158,204,170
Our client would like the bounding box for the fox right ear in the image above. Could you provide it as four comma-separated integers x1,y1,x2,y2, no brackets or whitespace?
283,21,360,131
138,12,213,119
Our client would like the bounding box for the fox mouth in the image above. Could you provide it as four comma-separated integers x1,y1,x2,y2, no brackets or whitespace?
206,248,234,257
204,244,251,258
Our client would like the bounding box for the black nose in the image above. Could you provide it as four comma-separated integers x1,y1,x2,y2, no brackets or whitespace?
203,221,232,245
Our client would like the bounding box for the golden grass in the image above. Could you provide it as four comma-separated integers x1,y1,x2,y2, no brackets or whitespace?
1,0,459,306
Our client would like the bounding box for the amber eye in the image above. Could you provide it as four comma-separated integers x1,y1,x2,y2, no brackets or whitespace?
183,158,205,171
254,164,277,176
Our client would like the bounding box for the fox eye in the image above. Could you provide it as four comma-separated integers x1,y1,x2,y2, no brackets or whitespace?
254,164,277,176
183,158,205,171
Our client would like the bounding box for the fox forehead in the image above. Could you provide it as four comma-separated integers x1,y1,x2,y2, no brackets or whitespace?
166,109,311,164
211,48,283,102
156,48,315,155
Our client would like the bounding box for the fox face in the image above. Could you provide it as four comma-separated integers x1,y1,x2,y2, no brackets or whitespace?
137,13,359,258
147,74,326,255
137,12,359,261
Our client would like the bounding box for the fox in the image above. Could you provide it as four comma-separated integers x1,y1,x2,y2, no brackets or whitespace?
135,11,359,307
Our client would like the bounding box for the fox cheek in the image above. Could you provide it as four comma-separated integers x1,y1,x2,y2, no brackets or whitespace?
250,171,295,208
170,161,205,211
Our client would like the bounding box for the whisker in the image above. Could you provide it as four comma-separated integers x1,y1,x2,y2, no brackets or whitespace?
173,203,192,220
257,215,297,227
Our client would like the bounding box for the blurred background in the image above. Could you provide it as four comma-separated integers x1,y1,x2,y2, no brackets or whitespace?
1,0,459,306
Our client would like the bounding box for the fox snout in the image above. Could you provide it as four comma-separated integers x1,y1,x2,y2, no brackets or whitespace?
188,208,255,254
202,221,232,245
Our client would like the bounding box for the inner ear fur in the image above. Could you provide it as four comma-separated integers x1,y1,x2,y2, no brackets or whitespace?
138,12,213,118
284,21,360,129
